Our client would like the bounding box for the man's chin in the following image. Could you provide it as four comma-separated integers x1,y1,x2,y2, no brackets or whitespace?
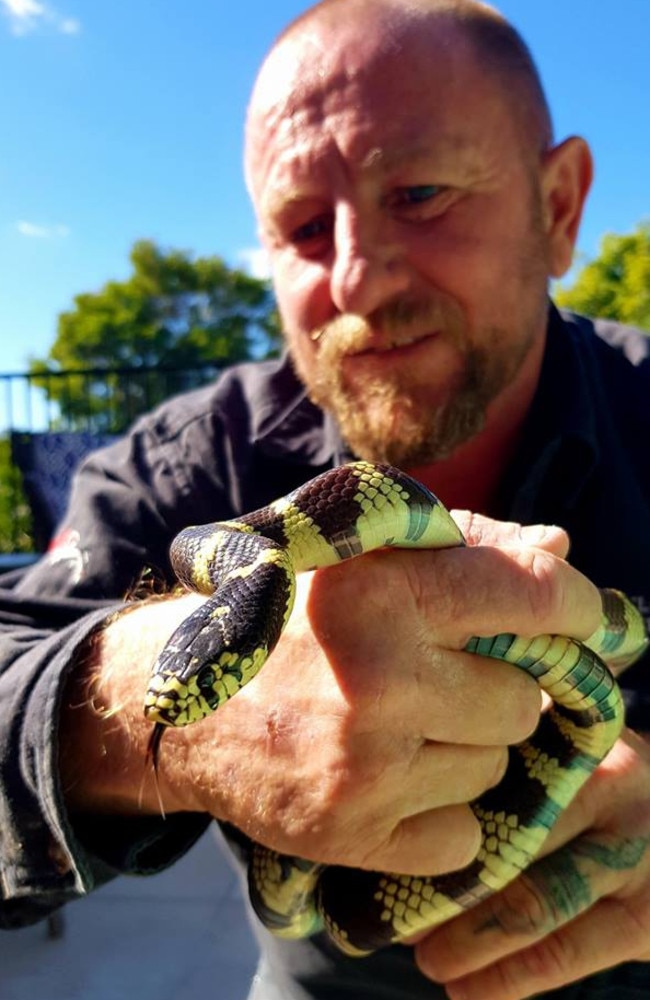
332,412,438,467
301,355,488,466
330,394,487,467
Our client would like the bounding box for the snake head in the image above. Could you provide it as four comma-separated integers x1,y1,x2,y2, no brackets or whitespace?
144,661,225,775
143,648,266,774
143,660,226,727
143,591,276,729
144,553,295,731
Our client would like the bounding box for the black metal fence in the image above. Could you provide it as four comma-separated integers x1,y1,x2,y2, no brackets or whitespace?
1,364,222,435
0,364,222,556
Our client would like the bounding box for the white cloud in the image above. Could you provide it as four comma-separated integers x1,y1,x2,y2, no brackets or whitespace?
59,16,79,33
0,0,80,35
3,0,45,15
17,220,70,239
237,246,271,280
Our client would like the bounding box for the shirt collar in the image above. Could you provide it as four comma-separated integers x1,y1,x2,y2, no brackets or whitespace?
249,352,349,467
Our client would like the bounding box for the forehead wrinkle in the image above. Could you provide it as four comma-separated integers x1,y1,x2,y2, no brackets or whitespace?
358,129,481,173
253,57,499,183
259,124,495,225
278,102,483,179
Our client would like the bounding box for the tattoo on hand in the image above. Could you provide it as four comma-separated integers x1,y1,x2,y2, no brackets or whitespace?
572,835,650,871
476,835,650,938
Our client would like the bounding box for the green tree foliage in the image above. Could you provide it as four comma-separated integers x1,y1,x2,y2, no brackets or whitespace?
0,435,33,554
555,223,650,332
28,240,282,431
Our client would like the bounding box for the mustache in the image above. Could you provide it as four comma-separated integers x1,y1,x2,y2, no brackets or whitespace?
309,296,463,350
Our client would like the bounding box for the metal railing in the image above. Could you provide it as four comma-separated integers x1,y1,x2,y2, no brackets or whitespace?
1,363,223,435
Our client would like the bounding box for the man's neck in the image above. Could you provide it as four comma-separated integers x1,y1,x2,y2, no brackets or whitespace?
406,331,547,516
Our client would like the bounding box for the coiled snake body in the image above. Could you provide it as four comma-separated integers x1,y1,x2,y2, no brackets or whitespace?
144,462,648,956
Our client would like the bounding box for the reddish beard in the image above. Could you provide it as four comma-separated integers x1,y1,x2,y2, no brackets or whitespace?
290,296,531,467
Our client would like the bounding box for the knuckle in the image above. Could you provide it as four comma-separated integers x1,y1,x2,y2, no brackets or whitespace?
450,808,483,868
486,746,509,791
524,549,562,626
388,805,482,874
461,746,510,800
503,675,543,742
489,874,558,937
522,929,577,982
361,819,403,870
406,548,467,631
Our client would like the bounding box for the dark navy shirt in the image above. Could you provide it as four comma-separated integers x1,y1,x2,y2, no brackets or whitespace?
0,306,649,998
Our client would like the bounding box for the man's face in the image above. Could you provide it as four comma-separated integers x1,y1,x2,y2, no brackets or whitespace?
246,20,557,467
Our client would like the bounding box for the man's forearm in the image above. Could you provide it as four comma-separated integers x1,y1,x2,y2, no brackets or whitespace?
58,593,206,817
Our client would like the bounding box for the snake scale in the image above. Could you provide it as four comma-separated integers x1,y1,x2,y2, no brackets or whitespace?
144,461,648,956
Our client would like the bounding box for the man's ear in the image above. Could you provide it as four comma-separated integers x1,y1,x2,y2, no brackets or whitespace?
540,136,593,278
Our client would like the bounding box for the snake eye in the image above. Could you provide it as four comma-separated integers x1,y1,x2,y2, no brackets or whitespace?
197,667,216,692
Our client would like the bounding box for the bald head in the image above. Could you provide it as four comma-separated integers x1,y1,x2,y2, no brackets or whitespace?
241,0,593,470
245,0,553,190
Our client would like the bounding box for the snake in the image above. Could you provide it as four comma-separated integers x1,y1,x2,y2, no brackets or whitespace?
143,461,648,956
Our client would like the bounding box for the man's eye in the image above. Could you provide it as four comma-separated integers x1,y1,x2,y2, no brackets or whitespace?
291,215,333,244
391,185,443,207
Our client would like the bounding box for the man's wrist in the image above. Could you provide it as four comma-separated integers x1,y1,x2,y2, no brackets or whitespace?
58,595,205,816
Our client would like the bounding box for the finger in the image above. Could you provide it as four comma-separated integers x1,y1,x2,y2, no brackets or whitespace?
452,512,570,559
365,803,484,875
390,741,508,817
537,729,650,860
403,544,603,645
439,896,650,1000
357,744,509,876
415,832,650,994
390,650,541,747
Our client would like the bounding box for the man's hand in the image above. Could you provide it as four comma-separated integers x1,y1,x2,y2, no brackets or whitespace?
60,513,604,888
414,729,650,1000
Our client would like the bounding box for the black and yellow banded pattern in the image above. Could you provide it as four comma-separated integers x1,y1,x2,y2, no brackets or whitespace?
144,461,648,956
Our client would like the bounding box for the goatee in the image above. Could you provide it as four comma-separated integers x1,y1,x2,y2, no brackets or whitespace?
290,299,525,467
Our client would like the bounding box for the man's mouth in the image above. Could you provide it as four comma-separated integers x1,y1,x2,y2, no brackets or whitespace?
347,331,439,358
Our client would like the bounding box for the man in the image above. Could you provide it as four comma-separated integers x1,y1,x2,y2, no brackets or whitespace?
1,0,649,998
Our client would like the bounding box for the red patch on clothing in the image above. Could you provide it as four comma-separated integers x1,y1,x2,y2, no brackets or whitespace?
48,527,80,552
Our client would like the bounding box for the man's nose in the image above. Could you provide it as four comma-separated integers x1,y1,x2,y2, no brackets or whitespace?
330,209,409,316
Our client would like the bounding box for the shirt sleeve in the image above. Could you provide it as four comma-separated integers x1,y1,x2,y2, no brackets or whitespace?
0,361,320,928
0,412,227,928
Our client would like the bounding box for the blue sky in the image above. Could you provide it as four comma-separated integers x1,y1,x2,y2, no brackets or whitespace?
0,0,648,374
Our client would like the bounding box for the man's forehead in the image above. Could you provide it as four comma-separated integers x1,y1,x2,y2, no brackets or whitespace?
247,4,474,122
246,42,501,203
247,23,483,157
